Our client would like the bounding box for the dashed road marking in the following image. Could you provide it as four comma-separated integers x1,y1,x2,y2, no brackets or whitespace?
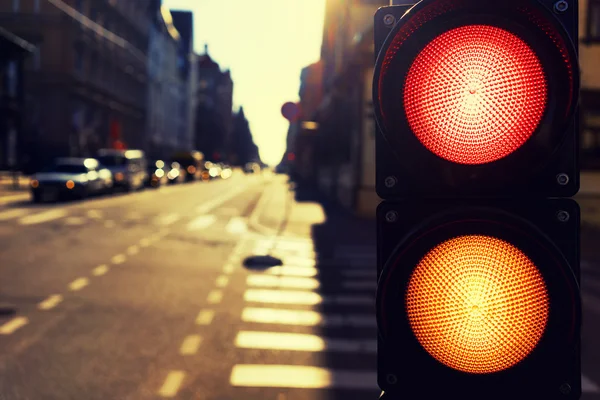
64,216,86,226
157,213,180,226
196,310,215,325
187,215,216,231
229,364,378,390
0,317,29,335
93,264,109,276
235,331,377,353
38,294,63,310
111,254,126,265
225,217,248,234
207,290,223,304
19,209,67,225
127,245,139,256
158,370,186,397
241,307,376,328
69,277,89,291
0,208,28,221
247,275,320,290
215,276,230,288
179,335,203,355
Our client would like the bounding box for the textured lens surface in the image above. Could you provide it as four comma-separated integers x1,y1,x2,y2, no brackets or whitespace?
405,235,549,374
403,25,547,165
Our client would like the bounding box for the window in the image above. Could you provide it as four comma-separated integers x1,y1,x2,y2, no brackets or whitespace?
587,0,600,42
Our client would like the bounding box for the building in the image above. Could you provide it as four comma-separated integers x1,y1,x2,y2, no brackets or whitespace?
580,0,600,170
146,5,187,160
194,45,233,163
171,10,197,153
0,26,34,171
0,0,153,172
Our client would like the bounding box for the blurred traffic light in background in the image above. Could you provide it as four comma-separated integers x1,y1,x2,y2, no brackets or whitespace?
374,0,582,399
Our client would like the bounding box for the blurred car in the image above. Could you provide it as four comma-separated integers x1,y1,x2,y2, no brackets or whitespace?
244,162,260,174
220,164,233,179
207,162,223,180
166,162,186,185
97,149,148,192
30,158,113,203
146,160,169,188
171,151,205,182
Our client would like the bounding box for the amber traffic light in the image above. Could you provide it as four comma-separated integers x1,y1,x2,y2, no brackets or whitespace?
374,1,581,399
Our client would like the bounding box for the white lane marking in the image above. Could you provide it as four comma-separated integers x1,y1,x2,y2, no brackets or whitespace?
157,213,180,226
179,335,202,355
139,238,151,247
235,331,377,353
342,281,377,290
104,220,116,228
0,208,28,221
196,310,215,325
230,364,378,390
264,266,318,277
127,245,139,256
342,270,373,278
64,216,86,226
223,265,235,274
247,275,319,290
19,209,67,225
196,183,251,214
244,289,372,306
583,375,600,393
158,370,186,397
38,294,63,310
111,254,126,265
93,264,109,276
0,317,29,335
187,215,216,231
225,217,248,234
86,209,103,219
69,277,89,291
215,276,230,288
241,307,376,328
207,290,223,304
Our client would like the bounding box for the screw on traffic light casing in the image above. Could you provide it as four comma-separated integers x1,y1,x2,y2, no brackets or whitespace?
373,1,582,399
554,0,569,13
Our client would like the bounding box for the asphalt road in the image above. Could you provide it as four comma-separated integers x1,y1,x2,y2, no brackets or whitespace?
0,172,380,400
0,172,599,400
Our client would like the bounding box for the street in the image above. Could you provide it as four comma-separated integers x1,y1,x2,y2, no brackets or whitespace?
0,171,381,400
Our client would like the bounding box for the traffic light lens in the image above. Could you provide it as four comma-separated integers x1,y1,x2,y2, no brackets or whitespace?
405,234,549,374
404,25,548,165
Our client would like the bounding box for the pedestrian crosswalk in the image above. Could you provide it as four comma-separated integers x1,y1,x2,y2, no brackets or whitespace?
227,236,380,396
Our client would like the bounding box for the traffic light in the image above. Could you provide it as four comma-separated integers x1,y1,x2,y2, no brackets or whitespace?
373,0,581,399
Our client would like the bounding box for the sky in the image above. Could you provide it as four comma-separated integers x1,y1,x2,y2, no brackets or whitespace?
162,0,326,166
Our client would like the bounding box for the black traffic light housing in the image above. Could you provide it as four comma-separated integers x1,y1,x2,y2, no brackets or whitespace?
376,199,581,399
374,0,580,200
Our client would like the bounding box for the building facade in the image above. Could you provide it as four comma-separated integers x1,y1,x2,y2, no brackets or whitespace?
194,46,233,163
0,0,153,172
146,5,187,160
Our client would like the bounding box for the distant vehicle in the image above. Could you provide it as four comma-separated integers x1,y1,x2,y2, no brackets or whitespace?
166,162,186,184
30,157,113,203
146,160,168,188
220,164,233,179
244,162,260,174
96,149,147,192
207,162,223,180
171,151,205,182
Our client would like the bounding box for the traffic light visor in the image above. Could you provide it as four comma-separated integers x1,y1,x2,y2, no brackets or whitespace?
406,234,549,374
374,0,578,171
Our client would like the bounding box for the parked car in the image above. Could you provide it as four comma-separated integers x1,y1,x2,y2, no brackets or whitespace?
146,160,169,188
96,149,147,192
30,158,113,203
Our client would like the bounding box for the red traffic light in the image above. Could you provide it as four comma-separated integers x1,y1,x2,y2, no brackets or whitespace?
373,0,580,197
